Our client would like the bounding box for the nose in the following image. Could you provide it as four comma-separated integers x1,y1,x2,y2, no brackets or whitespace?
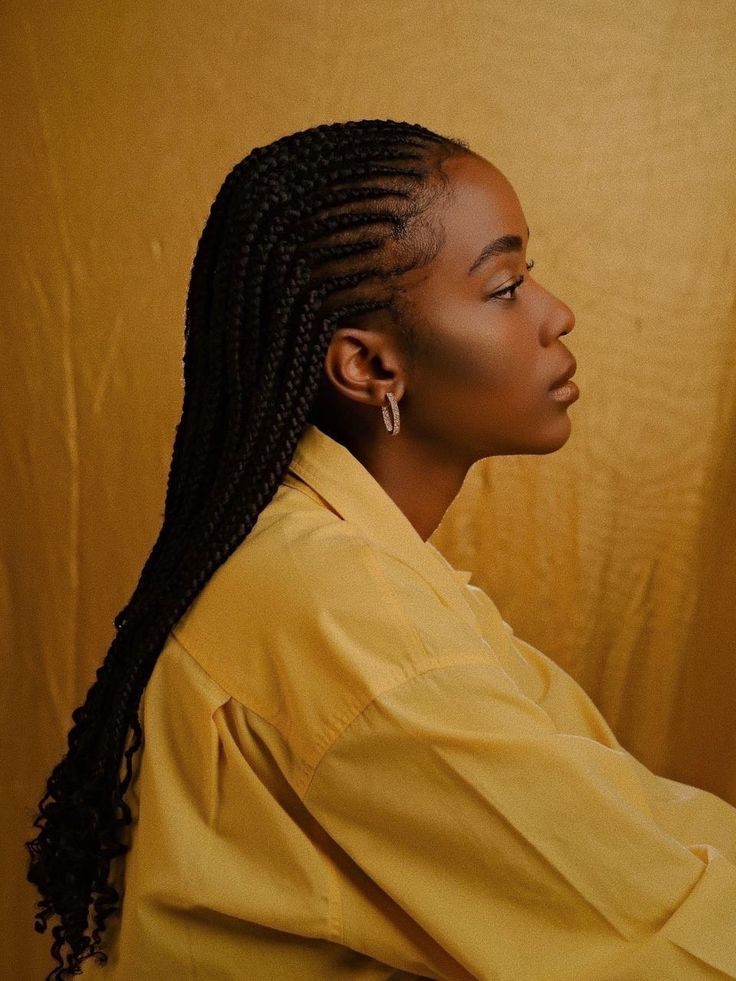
557,298,575,338
539,286,575,344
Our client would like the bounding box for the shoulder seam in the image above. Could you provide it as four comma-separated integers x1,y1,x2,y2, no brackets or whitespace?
300,654,494,799
166,630,232,702
169,628,297,746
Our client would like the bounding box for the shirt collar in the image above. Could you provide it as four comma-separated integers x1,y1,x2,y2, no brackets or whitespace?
285,423,477,621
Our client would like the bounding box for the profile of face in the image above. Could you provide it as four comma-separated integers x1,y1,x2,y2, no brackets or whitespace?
319,151,578,467
400,151,578,462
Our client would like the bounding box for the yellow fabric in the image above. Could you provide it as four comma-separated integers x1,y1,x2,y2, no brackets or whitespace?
85,424,736,980
5,5,736,977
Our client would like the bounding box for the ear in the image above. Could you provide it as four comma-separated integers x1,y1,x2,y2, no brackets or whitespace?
322,327,405,407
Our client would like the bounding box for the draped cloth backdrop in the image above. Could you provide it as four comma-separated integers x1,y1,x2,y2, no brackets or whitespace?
2,2,734,976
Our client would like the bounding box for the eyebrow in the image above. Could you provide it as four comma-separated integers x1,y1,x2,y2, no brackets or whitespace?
468,226,530,275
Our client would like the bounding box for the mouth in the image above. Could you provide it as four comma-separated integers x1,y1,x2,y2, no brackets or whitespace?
549,358,579,404
549,379,580,403
550,357,577,391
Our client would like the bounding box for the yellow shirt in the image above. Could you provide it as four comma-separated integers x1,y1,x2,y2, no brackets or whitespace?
90,423,736,980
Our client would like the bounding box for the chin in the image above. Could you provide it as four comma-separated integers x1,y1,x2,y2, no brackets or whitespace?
536,415,573,454
516,416,573,456
477,416,573,459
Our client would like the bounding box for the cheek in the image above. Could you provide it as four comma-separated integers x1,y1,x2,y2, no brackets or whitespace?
418,318,532,397
406,291,543,404
413,311,495,381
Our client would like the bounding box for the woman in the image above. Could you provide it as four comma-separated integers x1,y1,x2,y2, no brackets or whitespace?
27,119,736,980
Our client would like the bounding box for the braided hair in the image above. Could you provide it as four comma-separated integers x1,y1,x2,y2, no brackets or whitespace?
26,118,472,979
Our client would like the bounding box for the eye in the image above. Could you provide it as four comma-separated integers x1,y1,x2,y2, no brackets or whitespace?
486,259,536,301
488,275,525,301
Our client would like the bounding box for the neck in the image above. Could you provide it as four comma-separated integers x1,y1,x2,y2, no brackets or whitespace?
316,418,472,542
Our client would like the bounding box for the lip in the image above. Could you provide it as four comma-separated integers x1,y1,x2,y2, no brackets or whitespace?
550,357,577,391
549,379,580,403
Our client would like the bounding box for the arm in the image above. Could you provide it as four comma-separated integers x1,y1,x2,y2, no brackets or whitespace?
301,658,736,980
507,625,736,866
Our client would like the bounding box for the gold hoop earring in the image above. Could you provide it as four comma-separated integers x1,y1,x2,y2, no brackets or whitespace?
381,392,400,436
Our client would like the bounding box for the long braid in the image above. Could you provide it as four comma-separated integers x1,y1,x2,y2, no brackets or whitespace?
26,118,471,979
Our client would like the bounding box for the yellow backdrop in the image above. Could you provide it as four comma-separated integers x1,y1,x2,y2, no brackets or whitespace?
3,1,735,976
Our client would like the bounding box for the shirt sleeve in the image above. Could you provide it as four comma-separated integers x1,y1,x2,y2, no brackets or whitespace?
506,628,736,867
300,656,736,980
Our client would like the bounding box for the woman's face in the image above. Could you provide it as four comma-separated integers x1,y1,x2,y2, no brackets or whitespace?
399,151,578,463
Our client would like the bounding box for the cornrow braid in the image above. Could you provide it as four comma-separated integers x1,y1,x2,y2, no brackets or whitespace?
26,118,472,979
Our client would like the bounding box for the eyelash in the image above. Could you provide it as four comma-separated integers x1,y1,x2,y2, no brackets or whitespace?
488,259,535,301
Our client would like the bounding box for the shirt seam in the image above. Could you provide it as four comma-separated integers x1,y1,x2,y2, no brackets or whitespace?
323,844,344,945
168,627,345,946
174,526,494,795
168,628,297,747
358,538,434,657
172,627,495,800
299,654,496,800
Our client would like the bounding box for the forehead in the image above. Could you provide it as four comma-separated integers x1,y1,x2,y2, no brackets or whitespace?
433,153,527,271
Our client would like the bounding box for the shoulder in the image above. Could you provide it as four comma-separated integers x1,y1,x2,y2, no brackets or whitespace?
169,483,436,768
174,482,417,669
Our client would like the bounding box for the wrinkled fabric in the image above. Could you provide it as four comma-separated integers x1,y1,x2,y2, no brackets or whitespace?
85,424,736,980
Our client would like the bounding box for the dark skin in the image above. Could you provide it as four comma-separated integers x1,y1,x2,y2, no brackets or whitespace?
311,152,577,542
